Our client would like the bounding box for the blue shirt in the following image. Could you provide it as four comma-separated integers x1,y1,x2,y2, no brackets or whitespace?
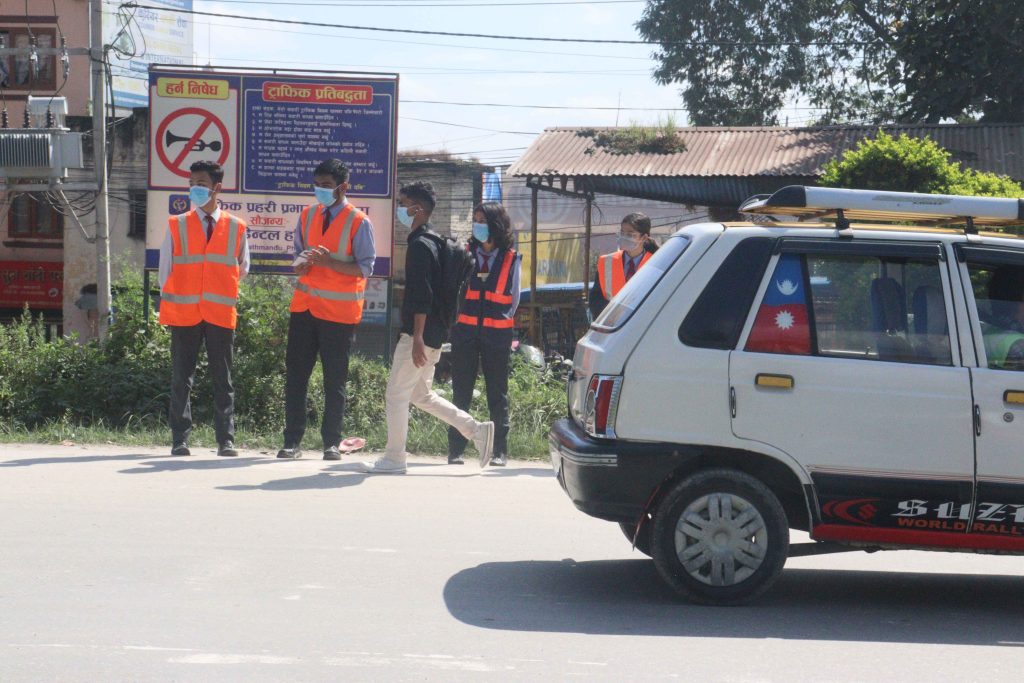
158,206,251,289
476,245,521,314
623,250,644,276
293,197,376,278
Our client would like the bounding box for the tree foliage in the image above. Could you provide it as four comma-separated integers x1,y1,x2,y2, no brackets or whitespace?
636,1,1024,126
818,130,1024,197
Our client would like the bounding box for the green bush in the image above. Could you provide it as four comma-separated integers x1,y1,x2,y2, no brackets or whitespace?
0,269,565,458
820,130,1024,197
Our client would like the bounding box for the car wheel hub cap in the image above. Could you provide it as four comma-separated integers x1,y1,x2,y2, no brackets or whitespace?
673,492,768,586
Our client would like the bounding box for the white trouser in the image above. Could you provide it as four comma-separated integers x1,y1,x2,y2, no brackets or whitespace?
384,334,480,462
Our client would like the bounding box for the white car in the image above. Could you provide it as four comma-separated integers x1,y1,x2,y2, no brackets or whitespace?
549,186,1024,605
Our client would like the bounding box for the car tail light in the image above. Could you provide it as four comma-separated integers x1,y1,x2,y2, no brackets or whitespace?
583,374,623,438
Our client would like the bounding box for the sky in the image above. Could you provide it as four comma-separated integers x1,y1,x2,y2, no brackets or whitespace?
182,0,691,168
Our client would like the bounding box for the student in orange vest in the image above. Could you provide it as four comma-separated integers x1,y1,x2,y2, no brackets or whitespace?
159,160,250,457
447,202,521,467
276,159,376,461
587,212,658,320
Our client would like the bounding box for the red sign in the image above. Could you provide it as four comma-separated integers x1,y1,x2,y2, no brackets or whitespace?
0,261,63,309
155,107,231,179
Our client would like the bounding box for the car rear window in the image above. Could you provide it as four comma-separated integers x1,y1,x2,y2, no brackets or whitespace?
591,235,691,332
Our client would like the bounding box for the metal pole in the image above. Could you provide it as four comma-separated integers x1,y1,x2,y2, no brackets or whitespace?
583,194,592,306
90,0,112,340
530,185,539,346
143,269,151,328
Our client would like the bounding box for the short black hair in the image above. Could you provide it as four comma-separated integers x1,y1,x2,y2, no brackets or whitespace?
474,202,513,250
400,181,436,213
189,159,224,185
314,158,350,185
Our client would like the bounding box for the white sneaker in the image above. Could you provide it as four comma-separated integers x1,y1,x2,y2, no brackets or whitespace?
473,421,495,468
358,457,407,474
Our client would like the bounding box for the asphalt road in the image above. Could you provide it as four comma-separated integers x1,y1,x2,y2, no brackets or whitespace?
1,442,1023,682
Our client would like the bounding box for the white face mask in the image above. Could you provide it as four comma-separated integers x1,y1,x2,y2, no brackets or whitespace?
617,233,641,251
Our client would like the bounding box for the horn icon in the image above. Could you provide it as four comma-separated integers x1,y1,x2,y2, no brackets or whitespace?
165,130,222,153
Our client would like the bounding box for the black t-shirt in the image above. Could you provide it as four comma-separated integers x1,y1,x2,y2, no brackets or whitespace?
401,223,448,349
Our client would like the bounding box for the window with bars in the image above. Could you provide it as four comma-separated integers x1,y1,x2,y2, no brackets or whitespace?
8,193,63,240
0,27,57,91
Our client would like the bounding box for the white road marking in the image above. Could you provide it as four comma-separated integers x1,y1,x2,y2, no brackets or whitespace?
169,654,296,664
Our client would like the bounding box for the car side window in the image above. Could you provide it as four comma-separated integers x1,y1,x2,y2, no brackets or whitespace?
964,260,1024,371
745,251,952,365
679,237,774,349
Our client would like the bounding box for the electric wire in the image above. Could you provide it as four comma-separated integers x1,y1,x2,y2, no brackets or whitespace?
124,4,881,46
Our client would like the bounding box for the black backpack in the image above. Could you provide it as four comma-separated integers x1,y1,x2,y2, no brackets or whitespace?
423,231,475,330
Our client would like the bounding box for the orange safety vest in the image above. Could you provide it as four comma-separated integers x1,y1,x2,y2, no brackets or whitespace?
456,248,518,331
289,202,368,324
597,249,652,300
159,210,247,329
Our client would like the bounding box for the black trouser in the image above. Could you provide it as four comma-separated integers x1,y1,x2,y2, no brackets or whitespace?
448,335,511,457
169,321,235,446
283,311,355,449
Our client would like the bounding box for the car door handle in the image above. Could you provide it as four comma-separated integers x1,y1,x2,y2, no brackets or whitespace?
1003,390,1024,405
755,373,794,389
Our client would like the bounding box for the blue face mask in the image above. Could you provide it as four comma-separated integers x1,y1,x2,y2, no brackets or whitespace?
189,185,211,207
314,186,336,206
472,222,490,244
395,205,415,228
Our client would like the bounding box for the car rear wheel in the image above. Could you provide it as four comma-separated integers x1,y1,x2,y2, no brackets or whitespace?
651,468,788,605
618,519,653,557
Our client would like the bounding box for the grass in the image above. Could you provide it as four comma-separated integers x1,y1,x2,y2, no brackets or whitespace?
0,353,565,460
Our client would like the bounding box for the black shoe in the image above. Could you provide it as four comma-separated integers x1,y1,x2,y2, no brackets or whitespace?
323,446,341,461
218,441,239,457
448,454,465,465
171,442,191,456
277,447,302,459
490,454,507,467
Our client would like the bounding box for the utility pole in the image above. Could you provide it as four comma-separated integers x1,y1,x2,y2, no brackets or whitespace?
90,0,112,340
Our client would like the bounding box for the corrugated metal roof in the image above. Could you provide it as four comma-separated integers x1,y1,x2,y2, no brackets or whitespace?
507,124,1024,181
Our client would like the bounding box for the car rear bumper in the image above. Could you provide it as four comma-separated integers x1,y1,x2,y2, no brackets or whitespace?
548,418,699,523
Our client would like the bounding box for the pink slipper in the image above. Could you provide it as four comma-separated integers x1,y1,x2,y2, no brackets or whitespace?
339,437,366,453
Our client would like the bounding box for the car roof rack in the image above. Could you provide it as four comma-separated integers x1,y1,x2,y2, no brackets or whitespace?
739,185,1024,233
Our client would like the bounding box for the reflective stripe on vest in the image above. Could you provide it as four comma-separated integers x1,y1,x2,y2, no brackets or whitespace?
458,249,517,329
599,250,650,299
294,281,365,301
302,206,317,249
457,313,515,329
329,209,357,263
205,217,243,265
171,215,242,266
202,292,238,307
161,211,245,329
162,292,201,304
171,215,204,265
603,253,616,297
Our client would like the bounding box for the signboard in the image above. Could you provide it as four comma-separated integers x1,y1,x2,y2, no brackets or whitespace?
0,261,62,309
147,68,397,278
105,0,194,110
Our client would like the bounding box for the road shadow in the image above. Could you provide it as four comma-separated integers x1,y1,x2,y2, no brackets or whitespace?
118,456,279,474
443,559,1024,645
0,453,169,467
480,465,554,478
215,461,503,491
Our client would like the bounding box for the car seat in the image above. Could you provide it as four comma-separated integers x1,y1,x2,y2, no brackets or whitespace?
871,277,916,362
911,285,952,365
